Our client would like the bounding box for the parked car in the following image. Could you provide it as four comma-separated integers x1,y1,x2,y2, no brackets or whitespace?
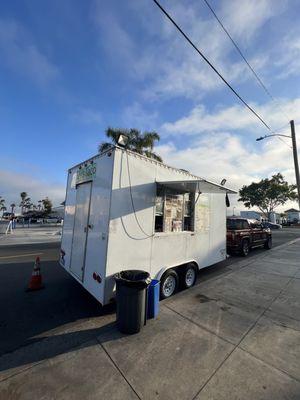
2,212,14,220
262,221,282,230
227,217,272,256
44,217,62,224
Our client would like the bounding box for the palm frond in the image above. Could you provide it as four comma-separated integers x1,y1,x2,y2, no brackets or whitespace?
98,127,162,161
98,142,114,153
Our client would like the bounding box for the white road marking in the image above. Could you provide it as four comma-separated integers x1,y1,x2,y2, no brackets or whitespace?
0,253,43,259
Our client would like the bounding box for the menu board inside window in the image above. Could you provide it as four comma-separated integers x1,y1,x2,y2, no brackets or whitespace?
195,194,210,232
164,193,183,232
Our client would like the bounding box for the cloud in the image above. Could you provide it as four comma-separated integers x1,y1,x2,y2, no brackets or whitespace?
72,108,102,125
156,95,300,213
161,98,300,136
0,169,65,210
275,35,300,79
91,0,288,101
0,19,60,87
144,0,286,100
155,131,298,212
91,2,146,79
220,0,287,43
121,102,159,130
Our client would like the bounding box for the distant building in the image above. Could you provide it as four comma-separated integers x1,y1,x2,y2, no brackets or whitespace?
51,205,65,219
269,211,282,224
240,211,262,221
240,210,282,223
285,208,300,223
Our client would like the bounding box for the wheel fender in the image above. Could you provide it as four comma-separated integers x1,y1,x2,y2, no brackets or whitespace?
241,236,250,244
155,260,199,281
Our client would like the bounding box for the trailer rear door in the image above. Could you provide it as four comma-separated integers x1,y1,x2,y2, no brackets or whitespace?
70,182,92,280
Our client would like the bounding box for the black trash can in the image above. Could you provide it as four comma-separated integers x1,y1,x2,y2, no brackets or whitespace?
115,270,151,334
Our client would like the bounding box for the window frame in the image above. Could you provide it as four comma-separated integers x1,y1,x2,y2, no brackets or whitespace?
154,186,195,234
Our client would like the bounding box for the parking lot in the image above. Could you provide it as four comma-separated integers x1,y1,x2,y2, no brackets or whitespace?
0,228,300,399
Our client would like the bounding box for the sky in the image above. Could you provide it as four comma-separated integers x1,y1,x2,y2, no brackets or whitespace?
1,0,300,213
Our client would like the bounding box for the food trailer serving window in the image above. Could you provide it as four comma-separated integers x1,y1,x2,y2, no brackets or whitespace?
155,185,194,233
155,179,236,233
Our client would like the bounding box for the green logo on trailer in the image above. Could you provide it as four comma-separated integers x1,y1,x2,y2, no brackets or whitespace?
76,163,96,184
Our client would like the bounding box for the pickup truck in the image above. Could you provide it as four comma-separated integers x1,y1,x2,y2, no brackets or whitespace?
227,217,272,256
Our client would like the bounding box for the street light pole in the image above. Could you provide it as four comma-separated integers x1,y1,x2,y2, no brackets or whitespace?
256,120,300,210
290,120,300,210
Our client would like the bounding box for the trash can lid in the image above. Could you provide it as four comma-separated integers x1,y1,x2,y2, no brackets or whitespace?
115,270,151,288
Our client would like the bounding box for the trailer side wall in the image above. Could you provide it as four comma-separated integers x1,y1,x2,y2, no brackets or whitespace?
104,149,227,304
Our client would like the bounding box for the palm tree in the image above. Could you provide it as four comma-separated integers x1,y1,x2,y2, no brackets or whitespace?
38,200,43,211
10,203,16,213
20,192,27,214
42,197,53,215
0,197,5,219
1,206,7,218
98,127,163,162
24,198,31,212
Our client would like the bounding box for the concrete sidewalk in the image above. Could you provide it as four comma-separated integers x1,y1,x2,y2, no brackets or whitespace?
0,226,61,246
1,239,300,399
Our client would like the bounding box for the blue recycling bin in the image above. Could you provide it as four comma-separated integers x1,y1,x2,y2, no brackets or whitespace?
147,279,160,319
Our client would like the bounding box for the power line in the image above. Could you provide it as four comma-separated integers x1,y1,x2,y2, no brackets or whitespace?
202,0,291,122
276,136,292,149
152,0,272,131
271,122,290,134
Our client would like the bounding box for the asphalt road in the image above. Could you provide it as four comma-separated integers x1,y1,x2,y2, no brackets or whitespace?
1,228,300,357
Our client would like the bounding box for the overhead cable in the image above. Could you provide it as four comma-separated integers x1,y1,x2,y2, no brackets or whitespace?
202,0,291,122
152,0,272,131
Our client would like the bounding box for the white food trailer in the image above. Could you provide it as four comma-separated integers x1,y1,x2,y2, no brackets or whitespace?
60,146,235,305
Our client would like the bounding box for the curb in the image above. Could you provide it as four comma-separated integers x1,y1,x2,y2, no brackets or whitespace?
0,240,61,248
165,236,300,304
197,236,300,289
227,236,300,271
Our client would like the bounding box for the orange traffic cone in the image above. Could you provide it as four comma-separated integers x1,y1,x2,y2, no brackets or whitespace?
26,256,44,291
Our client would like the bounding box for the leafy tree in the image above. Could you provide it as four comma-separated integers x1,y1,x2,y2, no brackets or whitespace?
42,197,53,215
10,203,16,213
239,173,297,216
99,127,163,162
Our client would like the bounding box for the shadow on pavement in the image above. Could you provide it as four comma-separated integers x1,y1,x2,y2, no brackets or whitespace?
0,258,115,357
0,321,120,373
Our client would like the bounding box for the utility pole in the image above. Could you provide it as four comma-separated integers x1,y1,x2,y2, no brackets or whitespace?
290,120,300,210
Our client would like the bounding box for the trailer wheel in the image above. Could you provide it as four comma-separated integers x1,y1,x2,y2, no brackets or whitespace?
160,269,178,299
182,263,198,289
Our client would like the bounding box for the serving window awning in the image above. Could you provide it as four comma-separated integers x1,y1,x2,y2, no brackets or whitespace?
156,179,236,194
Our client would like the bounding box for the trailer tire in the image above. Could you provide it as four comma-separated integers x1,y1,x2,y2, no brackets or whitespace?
160,269,178,299
182,263,198,289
